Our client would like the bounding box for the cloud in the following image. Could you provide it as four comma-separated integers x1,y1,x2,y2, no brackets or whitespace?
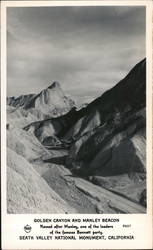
7,6,145,98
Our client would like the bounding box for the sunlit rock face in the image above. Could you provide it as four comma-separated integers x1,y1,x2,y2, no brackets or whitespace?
7,81,76,121
7,148,76,214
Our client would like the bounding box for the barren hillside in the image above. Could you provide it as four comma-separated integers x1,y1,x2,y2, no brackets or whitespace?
7,59,146,213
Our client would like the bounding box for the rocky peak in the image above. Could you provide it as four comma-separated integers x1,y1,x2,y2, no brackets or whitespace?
7,81,76,119
48,81,61,90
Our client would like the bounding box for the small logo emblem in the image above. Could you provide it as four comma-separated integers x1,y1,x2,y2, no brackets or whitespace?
24,224,32,233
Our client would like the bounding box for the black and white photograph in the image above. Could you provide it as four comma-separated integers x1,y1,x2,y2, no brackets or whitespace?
6,5,147,214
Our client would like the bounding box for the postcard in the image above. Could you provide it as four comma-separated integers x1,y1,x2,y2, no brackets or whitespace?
1,0,152,249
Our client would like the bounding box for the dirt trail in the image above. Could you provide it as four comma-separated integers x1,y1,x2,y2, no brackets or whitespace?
40,163,97,214
73,178,146,213
35,154,145,214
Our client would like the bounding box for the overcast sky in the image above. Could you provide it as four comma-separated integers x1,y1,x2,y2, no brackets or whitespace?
7,6,145,100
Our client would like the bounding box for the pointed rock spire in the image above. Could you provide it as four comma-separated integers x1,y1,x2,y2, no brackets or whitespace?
48,81,61,89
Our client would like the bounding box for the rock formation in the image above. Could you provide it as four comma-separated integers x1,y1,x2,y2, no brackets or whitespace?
7,81,76,120
7,59,146,213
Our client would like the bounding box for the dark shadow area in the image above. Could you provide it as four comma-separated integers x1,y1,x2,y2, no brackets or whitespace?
43,155,67,165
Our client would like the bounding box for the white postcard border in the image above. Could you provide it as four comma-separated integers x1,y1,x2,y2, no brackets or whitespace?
1,1,153,249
